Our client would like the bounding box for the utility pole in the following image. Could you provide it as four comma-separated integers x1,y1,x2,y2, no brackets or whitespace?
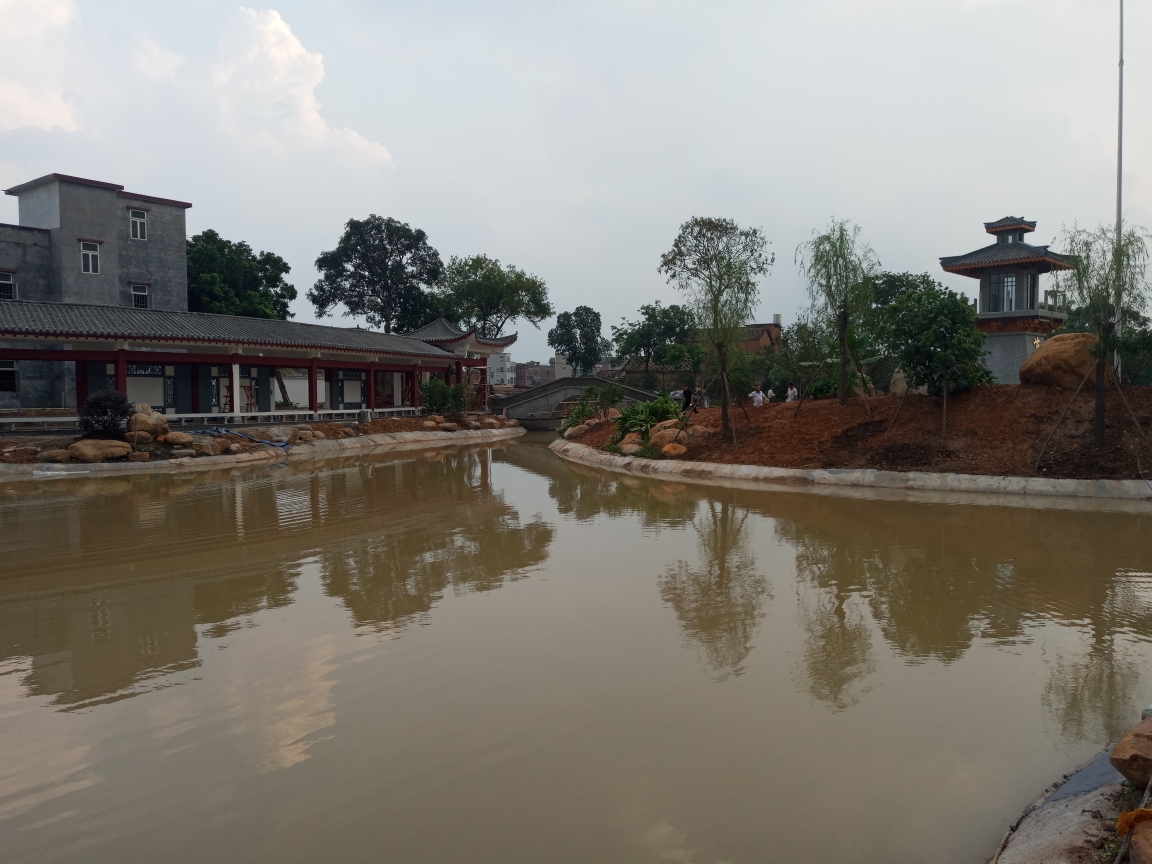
1115,0,1125,371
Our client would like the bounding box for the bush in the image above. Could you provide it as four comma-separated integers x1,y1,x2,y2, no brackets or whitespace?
612,396,684,442
419,378,469,417
79,389,132,436
558,395,597,435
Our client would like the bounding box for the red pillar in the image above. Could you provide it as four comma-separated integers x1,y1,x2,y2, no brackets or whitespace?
455,360,463,385
367,364,376,410
75,361,88,412
115,349,127,394
411,365,420,408
308,359,318,412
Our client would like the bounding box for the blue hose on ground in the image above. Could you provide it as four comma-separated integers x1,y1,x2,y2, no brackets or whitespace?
200,427,291,450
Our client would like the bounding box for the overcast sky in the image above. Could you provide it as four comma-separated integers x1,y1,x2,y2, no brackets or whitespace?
1,0,1148,362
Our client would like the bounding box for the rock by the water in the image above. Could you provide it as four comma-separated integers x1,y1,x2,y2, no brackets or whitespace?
128,451,150,462
1131,821,1152,864
481,418,500,428
648,428,686,449
621,432,643,445
438,423,460,432
310,430,326,440
1111,717,1152,788
170,448,196,458
662,442,687,457
465,420,482,430
651,418,685,434
192,439,223,457
124,431,152,445
619,442,644,455
67,439,132,463
35,449,71,463
505,418,520,427
130,402,153,416
227,443,241,454
563,424,590,440
606,408,621,419
422,420,438,429
1020,332,1101,390
297,430,314,440
126,411,170,437
165,431,193,446
429,415,445,424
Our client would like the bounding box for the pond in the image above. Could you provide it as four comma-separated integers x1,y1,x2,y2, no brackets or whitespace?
2,434,1151,863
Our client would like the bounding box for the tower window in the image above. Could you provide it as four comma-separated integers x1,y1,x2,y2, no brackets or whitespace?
0,273,14,301
0,360,16,393
131,284,149,309
130,209,147,240
81,242,100,274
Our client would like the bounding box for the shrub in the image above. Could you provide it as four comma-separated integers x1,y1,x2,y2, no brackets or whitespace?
612,396,684,442
558,395,597,435
420,378,469,417
79,389,132,436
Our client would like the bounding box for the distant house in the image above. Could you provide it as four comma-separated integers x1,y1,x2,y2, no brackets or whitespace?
738,316,783,354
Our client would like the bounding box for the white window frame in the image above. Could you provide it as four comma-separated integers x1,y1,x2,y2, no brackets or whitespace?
130,284,150,309
130,209,147,240
0,273,14,301
81,242,100,274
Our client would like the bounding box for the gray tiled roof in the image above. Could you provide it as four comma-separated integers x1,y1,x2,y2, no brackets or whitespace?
984,216,1037,233
403,316,518,347
0,300,456,359
940,242,1073,273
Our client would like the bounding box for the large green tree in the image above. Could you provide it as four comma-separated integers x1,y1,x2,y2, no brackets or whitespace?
796,219,880,405
187,229,297,320
436,254,553,338
308,215,443,333
548,306,610,375
659,217,773,432
611,302,696,375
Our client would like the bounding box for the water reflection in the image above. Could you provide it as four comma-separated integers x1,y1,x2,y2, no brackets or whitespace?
0,446,553,709
659,500,770,679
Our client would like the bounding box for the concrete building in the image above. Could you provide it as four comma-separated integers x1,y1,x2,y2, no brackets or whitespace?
552,356,573,378
940,217,1072,383
0,174,511,417
488,353,514,386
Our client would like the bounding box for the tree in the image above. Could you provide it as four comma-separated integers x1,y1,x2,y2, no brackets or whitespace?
1052,222,1151,448
796,219,880,405
885,284,991,435
435,254,553,338
79,389,132,436
308,215,443,333
548,306,610,375
611,302,696,375
656,342,707,389
187,229,297,320
659,217,773,432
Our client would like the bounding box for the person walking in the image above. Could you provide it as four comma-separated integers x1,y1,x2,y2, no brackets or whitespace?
683,386,698,414
749,385,766,407
765,386,776,402
785,382,799,402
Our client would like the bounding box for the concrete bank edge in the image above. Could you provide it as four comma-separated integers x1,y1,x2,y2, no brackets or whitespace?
0,427,526,480
550,438,1152,504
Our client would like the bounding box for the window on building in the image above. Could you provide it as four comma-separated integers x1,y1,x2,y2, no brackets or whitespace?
131,284,149,309
0,273,14,301
0,360,16,393
81,242,100,274
130,209,147,240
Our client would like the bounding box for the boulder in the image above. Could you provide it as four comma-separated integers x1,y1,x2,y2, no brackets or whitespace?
606,408,622,419
165,431,193,446
170,448,196,459
192,438,224,457
465,420,482,430
130,402,153,416
1019,332,1101,390
619,442,644,456
651,418,684,434
126,411,170,437
662,442,687,458
297,430,314,440
649,428,687,449
563,424,590,440
438,423,460,432
35,449,71,463
128,451,150,462
505,418,520,427
67,439,132,463
227,443,241,454
1112,717,1152,788
124,431,152,446
621,432,643,445
481,418,501,428
422,420,438,429
1132,822,1152,864
311,430,326,440
429,415,445,424
689,425,717,437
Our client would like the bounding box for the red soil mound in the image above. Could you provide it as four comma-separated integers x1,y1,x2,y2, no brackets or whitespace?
578,385,1152,480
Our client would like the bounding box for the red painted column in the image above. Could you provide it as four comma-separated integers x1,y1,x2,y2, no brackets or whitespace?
367,364,376,410
115,349,127,394
411,365,420,409
455,360,463,385
75,361,88,412
308,359,318,412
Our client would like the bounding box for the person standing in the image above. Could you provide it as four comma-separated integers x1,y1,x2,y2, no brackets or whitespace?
683,386,697,414
749,385,766,407
765,386,776,402
785,382,799,402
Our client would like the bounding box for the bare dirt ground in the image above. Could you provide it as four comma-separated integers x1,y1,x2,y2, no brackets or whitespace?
577,384,1152,480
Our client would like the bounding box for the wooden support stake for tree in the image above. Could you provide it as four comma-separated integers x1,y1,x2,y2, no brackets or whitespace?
846,344,871,417
793,359,828,418
942,379,947,439
1107,365,1151,448
1034,367,1094,471
722,372,738,448
885,383,910,434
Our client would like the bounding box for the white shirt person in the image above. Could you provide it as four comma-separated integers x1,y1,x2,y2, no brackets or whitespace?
749,386,766,407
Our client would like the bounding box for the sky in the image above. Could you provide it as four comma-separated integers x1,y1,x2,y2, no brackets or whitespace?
0,0,1149,363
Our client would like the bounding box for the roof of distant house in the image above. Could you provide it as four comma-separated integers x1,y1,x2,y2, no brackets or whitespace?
3,173,193,209
940,242,1073,275
983,216,1037,234
403,316,517,348
0,300,455,358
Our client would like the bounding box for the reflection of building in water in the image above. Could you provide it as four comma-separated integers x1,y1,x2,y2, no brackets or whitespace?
0,447,553,710
659,500,770,679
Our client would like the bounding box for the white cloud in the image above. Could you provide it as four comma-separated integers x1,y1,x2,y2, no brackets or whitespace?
132,35,185,82
209,8,391,165
0,0,79,133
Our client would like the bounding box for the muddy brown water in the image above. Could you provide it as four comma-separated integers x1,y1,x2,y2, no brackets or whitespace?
2,434,1152,863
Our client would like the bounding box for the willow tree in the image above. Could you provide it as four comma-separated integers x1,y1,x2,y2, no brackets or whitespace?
659,217,773,432
796,219,879,405
1053,222,1151,448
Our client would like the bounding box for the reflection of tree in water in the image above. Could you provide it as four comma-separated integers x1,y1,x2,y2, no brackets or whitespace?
658,500,770,679
320,450,554,634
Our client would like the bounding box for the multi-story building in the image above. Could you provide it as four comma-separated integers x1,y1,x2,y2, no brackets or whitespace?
488,353,514,386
